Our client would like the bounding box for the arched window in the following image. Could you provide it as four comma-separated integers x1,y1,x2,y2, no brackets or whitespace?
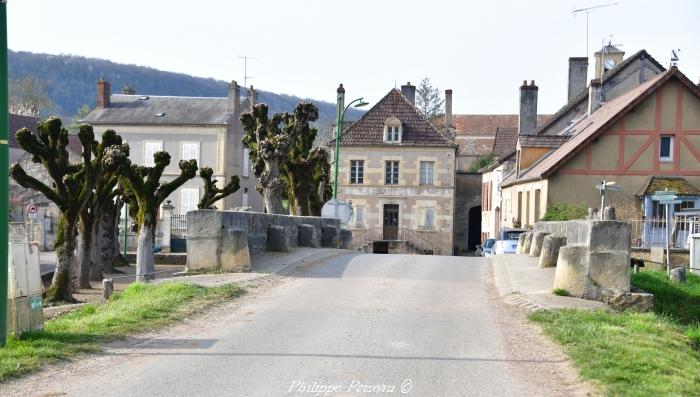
383,116,402,143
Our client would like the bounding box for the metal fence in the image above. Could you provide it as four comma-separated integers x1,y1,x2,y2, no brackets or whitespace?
171,214,187,238
628,216,700,249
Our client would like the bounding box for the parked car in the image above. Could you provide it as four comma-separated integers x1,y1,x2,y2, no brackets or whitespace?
499,228,526,241
493,239,518,255
476,238,496,257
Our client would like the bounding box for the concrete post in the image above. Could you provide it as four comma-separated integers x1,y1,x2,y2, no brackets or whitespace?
539,235,567,268
160,201,174,253
516,233,527,254
529,232,550,257
522,232,533,254
102,278,113,302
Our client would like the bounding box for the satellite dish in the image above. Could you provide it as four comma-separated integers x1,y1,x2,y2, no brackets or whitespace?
321,199,353,225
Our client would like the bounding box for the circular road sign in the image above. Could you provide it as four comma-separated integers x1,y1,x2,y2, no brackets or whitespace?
321,199,353,225
27,203,38,214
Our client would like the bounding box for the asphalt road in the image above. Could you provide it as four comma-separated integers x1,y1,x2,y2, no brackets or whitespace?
9,252,586,396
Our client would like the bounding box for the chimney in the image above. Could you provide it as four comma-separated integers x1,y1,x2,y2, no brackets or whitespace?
568,57,589,102
588,80,602,115
401,82,416,105
249,85,257,106
228,80,240,113
444,89,453,137
96,80,111,109
518,80,538,135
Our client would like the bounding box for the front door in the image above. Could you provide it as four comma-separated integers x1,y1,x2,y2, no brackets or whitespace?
383,204,399,240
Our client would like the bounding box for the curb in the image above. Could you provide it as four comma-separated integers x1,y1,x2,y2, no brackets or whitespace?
490,256,546,313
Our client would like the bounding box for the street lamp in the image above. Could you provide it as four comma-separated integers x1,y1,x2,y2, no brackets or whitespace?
332,86,368,202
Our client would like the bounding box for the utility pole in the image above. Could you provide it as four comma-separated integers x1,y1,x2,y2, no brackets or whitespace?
1,0,10,347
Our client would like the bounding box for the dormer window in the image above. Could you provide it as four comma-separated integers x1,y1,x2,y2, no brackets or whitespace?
383,117,402,143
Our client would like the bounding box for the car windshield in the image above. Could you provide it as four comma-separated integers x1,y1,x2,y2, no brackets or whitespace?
484,239,495,248
503,231,523,240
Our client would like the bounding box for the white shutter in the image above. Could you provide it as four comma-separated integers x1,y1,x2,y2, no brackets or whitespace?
181,142,200,164
180,188,199,214
354,206,364,225
144,141,163,167
424,208,434,229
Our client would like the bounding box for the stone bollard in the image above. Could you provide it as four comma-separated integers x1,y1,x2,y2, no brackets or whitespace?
298,224,321,248
267,225,290,252
587,208,599,220
649,247,666,271
516,233,527,254
603,206,616,220
220,229,251,272
322,226,339,248
340,229,353,249
102,278,114,302
539,235,567,268
521,232,533,254
670,266,687,283
529,232,550,257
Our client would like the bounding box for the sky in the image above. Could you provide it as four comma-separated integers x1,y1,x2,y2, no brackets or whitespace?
6,0,700,114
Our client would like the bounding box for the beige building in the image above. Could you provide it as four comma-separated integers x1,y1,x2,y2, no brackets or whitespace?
336,84,456,255
501,66,700,227
83,80,263,214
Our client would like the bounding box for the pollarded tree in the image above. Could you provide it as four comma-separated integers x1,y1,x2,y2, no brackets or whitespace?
241,104,290,214
9,118,99,302
103,144,198,281
308,147,332,216
198,167,240,209
280,103,331,216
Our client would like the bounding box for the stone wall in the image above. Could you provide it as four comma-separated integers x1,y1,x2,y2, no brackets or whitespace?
534,220,594,245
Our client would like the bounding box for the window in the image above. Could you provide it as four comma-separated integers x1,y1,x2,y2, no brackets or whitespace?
659,135,673,162
242,188,249,207
423,208,434,229
419,161,434,186
350,160,364,184
387,126,400,142
354,206,365,225
384,117,402,143
385,161,399,184
243,148,250,177
144,141,163,167
181,142,199,164
180,188,199,214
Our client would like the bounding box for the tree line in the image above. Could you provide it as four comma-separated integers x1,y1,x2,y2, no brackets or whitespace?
10,102,328,303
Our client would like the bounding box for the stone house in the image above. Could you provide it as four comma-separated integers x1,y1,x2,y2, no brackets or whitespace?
336,83,456,255
500,66,700,230
82,80,263,214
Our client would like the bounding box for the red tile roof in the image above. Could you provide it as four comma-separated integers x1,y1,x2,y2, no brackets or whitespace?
504,67,698,186
492,127,518,156
341,89,453,147
451,114,550,136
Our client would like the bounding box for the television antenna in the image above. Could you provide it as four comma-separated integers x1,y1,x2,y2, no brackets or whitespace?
572,2,618,56
670,49,681,67
238,56,260,88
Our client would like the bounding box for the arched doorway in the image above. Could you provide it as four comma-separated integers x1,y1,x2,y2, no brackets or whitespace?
467,205,482,250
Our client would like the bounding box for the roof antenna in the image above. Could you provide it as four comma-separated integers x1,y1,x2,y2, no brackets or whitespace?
572,2,618,57
239,56,260,89
670,49,681,67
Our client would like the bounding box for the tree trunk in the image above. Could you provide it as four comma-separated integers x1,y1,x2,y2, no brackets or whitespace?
45,217,78,303
262,159,286,214
264,186,286,215
89,217,103,281
309,180,325,216
136,223,155,282
297,184,311,216
76,228,92,289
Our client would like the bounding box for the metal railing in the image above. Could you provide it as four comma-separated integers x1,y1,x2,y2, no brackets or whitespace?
628,216,700,249
352,225,435,254
171,214,188,238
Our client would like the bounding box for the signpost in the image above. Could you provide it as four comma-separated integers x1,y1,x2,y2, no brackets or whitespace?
595,180,621,219
651,190,678,274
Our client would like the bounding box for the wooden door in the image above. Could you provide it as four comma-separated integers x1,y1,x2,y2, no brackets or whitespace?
383,204,399,240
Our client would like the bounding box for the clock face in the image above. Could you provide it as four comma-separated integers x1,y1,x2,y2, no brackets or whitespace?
604,58,616,70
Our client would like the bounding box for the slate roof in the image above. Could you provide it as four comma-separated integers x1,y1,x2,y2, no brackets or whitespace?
340,89,454,147
533,49,665,136
82,94,235,125
8,114,38,148
492,127,518,156
634,176,700,197
503,67,699,187
518,135,570,148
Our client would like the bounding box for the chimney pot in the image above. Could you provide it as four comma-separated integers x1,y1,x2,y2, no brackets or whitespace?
337,83,345,93
400,82,416,105
568,57,589,102
444,89,453,138
588,79,603,115
518,80,538,135
228,80,240,113
96,80,111,109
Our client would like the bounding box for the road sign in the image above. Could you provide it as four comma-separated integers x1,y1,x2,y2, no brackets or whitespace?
596,184,621,191
659,199,683,205
321,199,353,225
26,204,37,214
651,194,677,201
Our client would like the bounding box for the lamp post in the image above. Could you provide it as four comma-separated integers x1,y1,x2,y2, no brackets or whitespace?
1,0,9,347
332,85,367,216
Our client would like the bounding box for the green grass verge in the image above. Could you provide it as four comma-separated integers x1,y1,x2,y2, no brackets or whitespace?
552,288,570,296
530,270,700,396
0,282,245,382
531,309,700,396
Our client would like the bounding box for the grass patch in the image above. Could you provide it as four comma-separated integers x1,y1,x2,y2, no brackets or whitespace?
531,309,700,396
552,288,570,296
0,282,245,382
530,270,700,396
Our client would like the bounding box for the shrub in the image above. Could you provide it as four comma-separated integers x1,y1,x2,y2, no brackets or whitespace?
468,153,496,172
541,202,588,221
